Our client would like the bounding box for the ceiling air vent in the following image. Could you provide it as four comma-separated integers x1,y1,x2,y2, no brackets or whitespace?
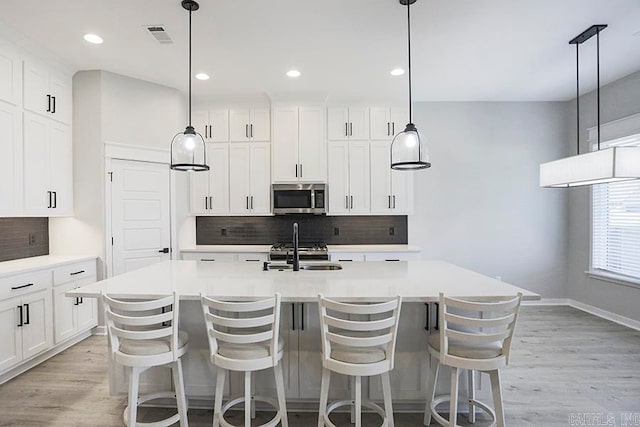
144,25,174,44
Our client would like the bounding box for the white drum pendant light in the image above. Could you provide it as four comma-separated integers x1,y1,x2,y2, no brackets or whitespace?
170,0,209,172
540,25,640,187
390,0,431,170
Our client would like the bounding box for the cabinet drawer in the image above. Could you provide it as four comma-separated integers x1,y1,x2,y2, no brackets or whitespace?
364,252,420,262
53,260,97,286
181,252,237,262
0,269,52,300
329,253,365,262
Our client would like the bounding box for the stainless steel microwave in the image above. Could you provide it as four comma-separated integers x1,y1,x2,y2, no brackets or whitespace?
272,184,326,215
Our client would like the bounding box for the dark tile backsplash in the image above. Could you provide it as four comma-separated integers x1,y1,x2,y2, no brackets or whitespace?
0,218,49,262
196,215,408,245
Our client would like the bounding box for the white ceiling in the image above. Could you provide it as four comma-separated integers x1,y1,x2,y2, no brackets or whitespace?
1,0,640,102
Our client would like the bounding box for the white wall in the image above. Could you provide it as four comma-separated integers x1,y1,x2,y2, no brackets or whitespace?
409,102,570,298
566,70,640,321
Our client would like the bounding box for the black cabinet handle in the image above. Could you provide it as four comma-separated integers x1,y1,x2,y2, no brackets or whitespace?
209,196,213,209
295,164,298,177
245,124,249,138
392,122,395,135
388,195,391,209
17,305,23,327
201,258,215,262
345,195,349,209
338,259,353,262
205,196,208,210
158,248,169,253
250,123,253,138
24,304,30,325
74,297,79,306
350,196,353,209
387,122,390,136
425,303,429,331
79,297,83,304
291,303,296,331
53,191,57,209
246,196,249,210
345,122,348,137
11,283,34,290
349,122,353,136
70,270,85,276
245,259,260,262
47,191,52,208
52,96,56,114
46,95,51,112
299,164,302,177
435,302,439,331
250,196,253,210
300,303,305,331
385,259,400,262
393,195,396,209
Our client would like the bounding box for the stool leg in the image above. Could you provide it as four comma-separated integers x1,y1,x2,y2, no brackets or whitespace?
467,370,475,424
424,355,439,426
274,362,288,427
381,372,394,427
350,377,355,424
449,367,460,427
244,371,251,427
251,372,256,420
172,360,189,427
127,367,140,427
213,368,226,427
354,375,362,427
318,367,330,427
489,370,505,427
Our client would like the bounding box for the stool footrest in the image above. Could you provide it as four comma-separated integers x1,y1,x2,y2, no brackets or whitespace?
321,399,388,427
123,391,185,427
219,395,282,427
430,394,497,427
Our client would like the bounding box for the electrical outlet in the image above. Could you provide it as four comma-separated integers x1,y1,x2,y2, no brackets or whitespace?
334,227,340,236
220,228,227,236
28,233,36,246
389,227,395,236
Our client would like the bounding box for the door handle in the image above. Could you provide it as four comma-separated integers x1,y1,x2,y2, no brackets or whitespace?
17,305,23,327
46,95,51,112
24,304,30,325
158,248,170,253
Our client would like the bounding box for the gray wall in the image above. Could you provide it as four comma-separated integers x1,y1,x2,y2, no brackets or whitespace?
409,102,570,298
566,70,640,321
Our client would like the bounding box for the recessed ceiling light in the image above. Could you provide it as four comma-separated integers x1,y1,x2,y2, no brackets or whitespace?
390,68,405,76
83,33,103,44
195,73,210,81
286,69,301,78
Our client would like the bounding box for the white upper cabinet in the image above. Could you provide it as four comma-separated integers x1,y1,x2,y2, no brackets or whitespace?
327,142,350,214
327,141,370,214
348,141,371,213
370,141,413,214
190,143,230,215
0,45,21,106
0,101,22,216
193,109,229,142
327,107,369,140
249,142,271,213
370,107,408,140
229,142,271,214
23,112,73,216
229,108,270,142
23,60,72,125
272,106,326,183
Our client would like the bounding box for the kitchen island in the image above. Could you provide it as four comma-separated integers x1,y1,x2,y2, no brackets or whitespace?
68,260,539,410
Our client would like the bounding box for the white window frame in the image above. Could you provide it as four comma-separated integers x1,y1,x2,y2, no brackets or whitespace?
587,112,640,288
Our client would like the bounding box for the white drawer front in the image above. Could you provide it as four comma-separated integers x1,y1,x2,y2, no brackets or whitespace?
53,260,97,286
329,252,365,262
181,252,237,262
364,252,420,262
0,269,52,300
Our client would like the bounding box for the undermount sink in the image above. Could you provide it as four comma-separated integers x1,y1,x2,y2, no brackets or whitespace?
264,263,342,271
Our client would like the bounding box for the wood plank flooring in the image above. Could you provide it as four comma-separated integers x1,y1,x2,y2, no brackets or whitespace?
0,306,639,426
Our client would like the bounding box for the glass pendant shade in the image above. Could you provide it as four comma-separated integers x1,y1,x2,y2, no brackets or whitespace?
170,126,209,171
391,123,431,170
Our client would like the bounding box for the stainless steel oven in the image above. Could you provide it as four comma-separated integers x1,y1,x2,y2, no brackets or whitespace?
272,183,326,215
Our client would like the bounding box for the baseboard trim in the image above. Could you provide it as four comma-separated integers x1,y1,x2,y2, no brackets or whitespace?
568,300,640,331
522,298,570,306
92,325,107,336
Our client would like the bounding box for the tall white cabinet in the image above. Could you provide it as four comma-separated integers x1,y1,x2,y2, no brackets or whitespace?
229,142,271,214
370,141,413,214
23,59,72,126
369,107,408,140
190,143,230,214
192,109,229,142
327,106,369,140
327,141,370,214
229,108,270,142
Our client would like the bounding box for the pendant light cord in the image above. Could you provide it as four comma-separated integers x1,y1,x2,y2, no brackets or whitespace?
576,43,579,155
596,28,601,151
407,1,413,123
188,8,192,127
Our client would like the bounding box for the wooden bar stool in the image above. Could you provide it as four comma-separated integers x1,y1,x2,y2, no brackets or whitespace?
102,291,189,427
317,294,403,427
424,292,523,427
201,293,288,427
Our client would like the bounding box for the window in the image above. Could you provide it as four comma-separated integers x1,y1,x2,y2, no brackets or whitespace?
592,133,640,281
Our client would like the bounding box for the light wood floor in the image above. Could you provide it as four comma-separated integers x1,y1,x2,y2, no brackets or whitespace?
1,306,639,426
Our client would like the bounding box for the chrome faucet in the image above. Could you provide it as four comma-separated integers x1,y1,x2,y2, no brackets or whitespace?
292,222,300,271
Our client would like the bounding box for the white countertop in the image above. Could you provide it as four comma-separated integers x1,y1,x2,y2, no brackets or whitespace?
181,244,422,253
68,260,538,302
0,255,97,278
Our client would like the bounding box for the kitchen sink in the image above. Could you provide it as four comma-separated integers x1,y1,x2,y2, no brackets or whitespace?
264,262,342,271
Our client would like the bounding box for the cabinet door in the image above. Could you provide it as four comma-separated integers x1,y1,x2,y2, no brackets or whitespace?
189,167,210,214
21,289,53,360
208,143,230,214
298,106,326,182
0,46,21,105
250,108,270,141
0,102,22,215
228,143,251,213
370,141,392,214
271,107,299,182
48,121,73,215
210,109,229,142
391,167,413,214
327,107,349,141
390,108,408,137
23,60,49,116
0,297,22,371
23,112,50,215
249,143,271,214
229,109,250,142
327,142,350,214
76,277,98,332
192,110,210,141
370,107,392,140
348,107,369,140
53,282,77,343
348,142,370,213
49,72,72,125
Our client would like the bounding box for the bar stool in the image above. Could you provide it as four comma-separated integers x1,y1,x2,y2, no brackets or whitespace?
317,294,403,427
424,292,523,427
102,291,189,427
201,293,288,427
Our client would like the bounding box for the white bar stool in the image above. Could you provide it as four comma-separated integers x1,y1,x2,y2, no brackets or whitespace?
424,292,523,427
201,293,288,427
317,294,403,427
102,291,189,427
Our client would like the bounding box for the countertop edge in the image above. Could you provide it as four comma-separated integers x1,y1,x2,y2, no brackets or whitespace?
0,255,98,278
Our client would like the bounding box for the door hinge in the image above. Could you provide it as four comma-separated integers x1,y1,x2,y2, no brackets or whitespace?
108,172,113,182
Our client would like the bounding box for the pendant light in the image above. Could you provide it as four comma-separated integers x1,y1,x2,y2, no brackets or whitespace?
540,25,640,187
170,0,209,172
391,0,430,170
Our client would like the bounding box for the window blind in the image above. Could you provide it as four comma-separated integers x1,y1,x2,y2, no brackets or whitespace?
592,134,640,280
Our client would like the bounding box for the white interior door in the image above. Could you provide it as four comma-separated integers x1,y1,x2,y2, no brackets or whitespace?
111,159,171,276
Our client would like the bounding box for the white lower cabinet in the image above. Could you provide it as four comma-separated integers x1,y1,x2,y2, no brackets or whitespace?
53,276,97,344
181,252,268,262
